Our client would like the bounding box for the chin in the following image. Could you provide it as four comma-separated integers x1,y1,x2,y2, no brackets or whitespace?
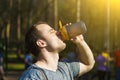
58,43,66,52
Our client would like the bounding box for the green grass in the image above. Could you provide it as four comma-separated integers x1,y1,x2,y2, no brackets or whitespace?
7,53,24,58
7,54,17,58
7,63,24,70
4,53,25,70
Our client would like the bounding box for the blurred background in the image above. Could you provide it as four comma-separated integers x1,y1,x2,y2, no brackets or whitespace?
0,0,120,79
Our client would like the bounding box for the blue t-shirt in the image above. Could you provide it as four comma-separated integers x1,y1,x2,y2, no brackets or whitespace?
0,53,3,66
24,54,32,69
19,62,80,80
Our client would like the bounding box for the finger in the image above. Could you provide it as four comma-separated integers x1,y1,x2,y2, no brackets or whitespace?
65,23,72,26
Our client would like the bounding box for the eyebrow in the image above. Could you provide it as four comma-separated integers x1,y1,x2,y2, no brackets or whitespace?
48,28,54,32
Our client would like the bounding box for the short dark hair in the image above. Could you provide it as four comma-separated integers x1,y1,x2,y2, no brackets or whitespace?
25,21,47,56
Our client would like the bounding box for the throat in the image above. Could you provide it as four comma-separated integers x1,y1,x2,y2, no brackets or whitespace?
35,55,59,71
35,60,58,71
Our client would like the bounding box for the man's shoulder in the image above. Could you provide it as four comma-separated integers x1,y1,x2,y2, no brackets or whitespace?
19,64,42,80
58,61,80,78
58,61,79,69
58,62,71,67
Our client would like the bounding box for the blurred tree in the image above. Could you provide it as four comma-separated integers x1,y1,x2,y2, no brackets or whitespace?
0,0,120,56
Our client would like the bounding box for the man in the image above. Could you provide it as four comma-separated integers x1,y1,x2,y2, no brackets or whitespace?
19,21,95,80
24,50,33,69
96,52,107,80
114,47,120,80
101,48,113,80
0,48,4,80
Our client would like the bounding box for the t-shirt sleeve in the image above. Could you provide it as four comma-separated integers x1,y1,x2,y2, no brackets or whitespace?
67,62,80,77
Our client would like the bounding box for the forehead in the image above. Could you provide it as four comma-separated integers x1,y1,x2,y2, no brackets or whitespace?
36,24,52,32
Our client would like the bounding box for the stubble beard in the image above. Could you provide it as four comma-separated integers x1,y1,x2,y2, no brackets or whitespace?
58,43,66,53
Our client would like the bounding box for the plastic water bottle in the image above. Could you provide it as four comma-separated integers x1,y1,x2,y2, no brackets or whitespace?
59,21,87,41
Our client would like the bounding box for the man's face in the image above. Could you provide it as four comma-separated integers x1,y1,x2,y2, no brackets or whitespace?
36,24,66,52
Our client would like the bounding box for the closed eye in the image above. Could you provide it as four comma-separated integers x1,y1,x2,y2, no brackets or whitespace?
49,28,56,33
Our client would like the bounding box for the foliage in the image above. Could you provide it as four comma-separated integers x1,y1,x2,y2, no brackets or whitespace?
0,0,120,55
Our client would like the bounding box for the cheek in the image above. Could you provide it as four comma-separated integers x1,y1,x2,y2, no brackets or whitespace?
47,37,57,46
46,35,60,46
47,40,59,51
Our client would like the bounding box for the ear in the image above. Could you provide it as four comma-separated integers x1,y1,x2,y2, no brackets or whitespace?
36,39,46,47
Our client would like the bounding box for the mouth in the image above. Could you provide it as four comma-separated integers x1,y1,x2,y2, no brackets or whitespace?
56,31,62,39
57,34,62,40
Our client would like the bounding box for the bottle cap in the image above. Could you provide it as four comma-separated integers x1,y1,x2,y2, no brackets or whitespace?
58,21,69,41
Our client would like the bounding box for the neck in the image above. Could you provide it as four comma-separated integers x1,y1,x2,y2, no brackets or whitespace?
35,52,59,71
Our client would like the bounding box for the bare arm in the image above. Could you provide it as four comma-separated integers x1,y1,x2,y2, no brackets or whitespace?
71,35,95,76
